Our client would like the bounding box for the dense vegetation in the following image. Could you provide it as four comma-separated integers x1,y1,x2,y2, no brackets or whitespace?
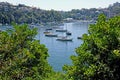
0,14,120,80
0,2,63,24
0,1,120,79
0,23,53,79
63,14,120,80
0,2,120,25
64,2,120,20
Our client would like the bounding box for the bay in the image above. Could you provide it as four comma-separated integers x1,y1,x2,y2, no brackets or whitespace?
35,22,89,71
0,21,90,71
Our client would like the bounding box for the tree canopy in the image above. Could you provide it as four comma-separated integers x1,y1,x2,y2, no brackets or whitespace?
0,24,52,80
63,14,120,80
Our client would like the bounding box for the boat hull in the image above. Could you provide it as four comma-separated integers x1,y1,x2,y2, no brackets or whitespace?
56,37,73,41
44,32,51,34
45,34,58,37
56,29,67,32
77,36,82,39
66,32,72,35
46,28,52,30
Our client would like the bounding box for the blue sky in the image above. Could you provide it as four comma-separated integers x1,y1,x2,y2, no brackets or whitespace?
0,0,120,11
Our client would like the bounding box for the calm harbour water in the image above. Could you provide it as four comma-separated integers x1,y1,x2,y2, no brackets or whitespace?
35,22,89,71
0,22,90,71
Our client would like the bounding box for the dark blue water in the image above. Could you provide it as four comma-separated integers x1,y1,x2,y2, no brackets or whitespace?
35,22,89,71
0,22,89,71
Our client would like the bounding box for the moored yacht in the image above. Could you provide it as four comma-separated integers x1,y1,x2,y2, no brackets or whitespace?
56,36,72,41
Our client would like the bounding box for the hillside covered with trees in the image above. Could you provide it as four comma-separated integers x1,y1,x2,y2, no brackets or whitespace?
0,2,63,25
63,2,120,20
0,2,120,25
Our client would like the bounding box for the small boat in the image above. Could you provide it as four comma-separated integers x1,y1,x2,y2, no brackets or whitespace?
56,36,73,41
46,28,52,30
45,33,58,37
56,29,67,32
66,31,72,35
43,31,51,34
0,23,2,26
5,23,8,26
77,36,82,39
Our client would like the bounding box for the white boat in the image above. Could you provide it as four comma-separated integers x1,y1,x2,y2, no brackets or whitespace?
0,23,2,26
65,24,72,35
44,29,52,34
45,33,58,37
56,36,73,41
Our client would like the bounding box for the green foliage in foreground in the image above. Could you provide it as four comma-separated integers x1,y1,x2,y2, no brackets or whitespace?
63,14,120,80
0,14,120,80
0,24,53,80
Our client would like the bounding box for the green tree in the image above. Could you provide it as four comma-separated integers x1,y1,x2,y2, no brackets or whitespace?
63,14,120,80
0,24,52,80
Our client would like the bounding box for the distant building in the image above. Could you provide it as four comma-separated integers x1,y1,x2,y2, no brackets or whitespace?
64,18,73,21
